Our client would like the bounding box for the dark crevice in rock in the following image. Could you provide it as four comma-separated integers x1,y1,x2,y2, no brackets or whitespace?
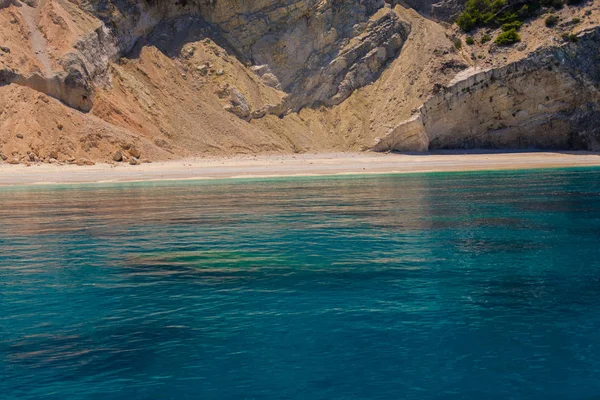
126,15,243,64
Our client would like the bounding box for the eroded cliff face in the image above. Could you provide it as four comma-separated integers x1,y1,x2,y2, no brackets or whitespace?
0,0,375,161
1,0,426,163
375,27,600,152
0,0,599,164
88,0,411,114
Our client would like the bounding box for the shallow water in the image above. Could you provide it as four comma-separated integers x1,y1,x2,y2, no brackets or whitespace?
2,168,600,399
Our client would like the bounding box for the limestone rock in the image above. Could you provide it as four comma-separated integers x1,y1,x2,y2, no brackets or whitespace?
225,87,252,120
373,114,428,152
250,65,282,90
196,64,209,75
119,0,408,113
375,27,600,151
1,0,598,159
247,5,409,110
128,147,141,158
76,158,95,166
153,138,172,150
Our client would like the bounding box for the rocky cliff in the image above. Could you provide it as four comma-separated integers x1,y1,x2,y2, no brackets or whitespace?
0,0,598,164
375,26,600,151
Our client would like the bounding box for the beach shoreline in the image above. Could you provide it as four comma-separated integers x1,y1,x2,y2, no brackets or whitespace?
1,151,600,187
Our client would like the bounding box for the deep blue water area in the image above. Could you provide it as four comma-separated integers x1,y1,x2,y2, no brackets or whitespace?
2,168,600,399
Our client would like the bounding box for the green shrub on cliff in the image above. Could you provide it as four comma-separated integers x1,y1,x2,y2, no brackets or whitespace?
502,21,523,31
545,14,559,27
456,13,478,31
456,0,507,31
495,29,521,45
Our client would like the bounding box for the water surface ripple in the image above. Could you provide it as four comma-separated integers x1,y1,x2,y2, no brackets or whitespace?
2,169,600,399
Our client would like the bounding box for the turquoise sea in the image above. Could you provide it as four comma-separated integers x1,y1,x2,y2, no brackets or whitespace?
2,168,600,399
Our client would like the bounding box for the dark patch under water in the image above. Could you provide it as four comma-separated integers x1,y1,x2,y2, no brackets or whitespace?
2,168,600,399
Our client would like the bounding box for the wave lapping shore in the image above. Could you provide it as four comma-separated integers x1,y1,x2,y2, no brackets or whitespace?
1,151,600,186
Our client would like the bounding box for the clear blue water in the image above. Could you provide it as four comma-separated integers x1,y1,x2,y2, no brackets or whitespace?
2,168,600,399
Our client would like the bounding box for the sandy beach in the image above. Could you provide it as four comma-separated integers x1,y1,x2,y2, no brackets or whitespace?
1,151,600,187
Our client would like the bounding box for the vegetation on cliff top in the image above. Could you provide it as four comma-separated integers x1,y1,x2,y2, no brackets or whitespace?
456,0,536,32
456,0,585,32
456,0,588,47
